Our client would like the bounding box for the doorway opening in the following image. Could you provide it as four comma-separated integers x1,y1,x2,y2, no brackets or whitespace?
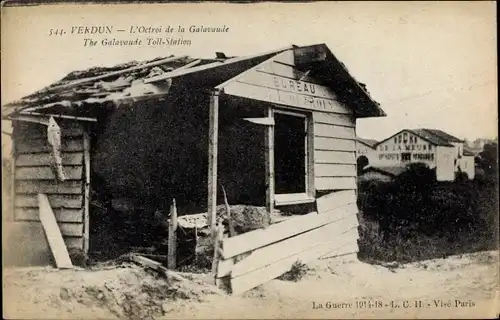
274,111,308,195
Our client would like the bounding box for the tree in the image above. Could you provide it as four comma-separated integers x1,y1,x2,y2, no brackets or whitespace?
477,142,498,178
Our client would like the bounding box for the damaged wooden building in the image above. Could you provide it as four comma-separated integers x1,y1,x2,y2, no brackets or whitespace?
3,44,386,293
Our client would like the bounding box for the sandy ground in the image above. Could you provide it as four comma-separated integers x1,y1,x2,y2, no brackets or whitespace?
3,251,499,320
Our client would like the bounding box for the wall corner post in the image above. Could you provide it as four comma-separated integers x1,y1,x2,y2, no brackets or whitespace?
207,90,220,237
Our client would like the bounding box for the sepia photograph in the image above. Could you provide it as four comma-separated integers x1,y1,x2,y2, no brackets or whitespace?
1,1,498,319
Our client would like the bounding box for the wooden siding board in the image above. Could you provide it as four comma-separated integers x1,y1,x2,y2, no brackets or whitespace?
15,194,83,209
237,71,337,100
15,208,84,223
221,203,358,259
272,50,295,65
223,82,348,114
16,153,83,166
314,164,357,177
16,138,84,154
315,150,356,164
315,177,357,191
15,166,83,180
313,112,354,127
314,137,356,152
64,236,84,249
15,180,83,194
314,123,356,139
256,61,322,85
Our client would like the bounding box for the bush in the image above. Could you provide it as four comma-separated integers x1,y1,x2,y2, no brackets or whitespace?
358,161,498,262
278,260,310,282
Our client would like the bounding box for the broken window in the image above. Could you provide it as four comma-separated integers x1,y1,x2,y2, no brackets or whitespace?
274,111,308,194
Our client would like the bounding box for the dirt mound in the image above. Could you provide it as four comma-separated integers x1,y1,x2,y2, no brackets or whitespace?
3,263,223,320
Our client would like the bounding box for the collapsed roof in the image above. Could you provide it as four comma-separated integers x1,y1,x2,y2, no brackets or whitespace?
2,44,385,120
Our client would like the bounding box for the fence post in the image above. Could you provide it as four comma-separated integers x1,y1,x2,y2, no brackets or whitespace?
167,199,178,270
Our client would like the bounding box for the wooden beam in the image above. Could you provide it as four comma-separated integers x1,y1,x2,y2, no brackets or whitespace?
175,59,201,70
18,112,97,123
38,193,74,269
265,106,275,216
207,91,219,235
9,115,49,125
82,130,91,254
129,254,188,282
167,199,178,270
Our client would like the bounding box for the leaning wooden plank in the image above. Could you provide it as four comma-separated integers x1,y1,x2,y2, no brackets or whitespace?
314,164,357,177
230,214,358,278
15,208,84,223
222,203,358,259
316,190,357,214
320,230,360,259
314,123,356,139
129,254,188,282
15,180,83,194
230,228,358,295
314,150,356,164
16,153,83,167
315,177,357,191
15,166,83,180
38,193,73,269
16,138,84,154
16,194,83,209
217,257,235,278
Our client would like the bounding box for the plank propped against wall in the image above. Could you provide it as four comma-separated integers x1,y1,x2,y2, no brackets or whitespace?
38,193,73,269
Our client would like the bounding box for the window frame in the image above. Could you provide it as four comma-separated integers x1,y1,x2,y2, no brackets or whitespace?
273,109,314,206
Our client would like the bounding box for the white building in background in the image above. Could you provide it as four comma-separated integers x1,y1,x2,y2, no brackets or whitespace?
356,138,378,168
371,128,475,181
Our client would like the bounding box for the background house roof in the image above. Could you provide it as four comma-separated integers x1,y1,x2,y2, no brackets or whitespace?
378,128,464,148
463,147,476,156
357,137,378,148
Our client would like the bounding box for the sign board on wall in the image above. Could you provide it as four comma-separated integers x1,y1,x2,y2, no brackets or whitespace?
221,63,351,114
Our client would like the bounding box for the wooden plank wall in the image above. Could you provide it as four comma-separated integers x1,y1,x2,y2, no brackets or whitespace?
217,190,359,295
13,121,85,250
312,110,357,191
223,49,358,192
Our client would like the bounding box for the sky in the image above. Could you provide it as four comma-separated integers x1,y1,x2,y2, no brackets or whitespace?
1,1,497,142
